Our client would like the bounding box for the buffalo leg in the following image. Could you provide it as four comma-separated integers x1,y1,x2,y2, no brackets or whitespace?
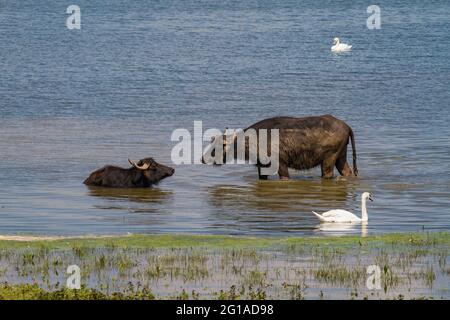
278,163,290,180
321,157,335,179
335,149,353,177
257,166,268,180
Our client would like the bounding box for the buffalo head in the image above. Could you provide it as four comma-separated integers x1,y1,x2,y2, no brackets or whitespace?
128,157,175,184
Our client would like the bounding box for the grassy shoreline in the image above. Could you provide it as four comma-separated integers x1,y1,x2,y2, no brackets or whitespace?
0,232,449,300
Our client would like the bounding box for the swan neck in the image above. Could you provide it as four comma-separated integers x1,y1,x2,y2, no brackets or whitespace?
361,196,368,221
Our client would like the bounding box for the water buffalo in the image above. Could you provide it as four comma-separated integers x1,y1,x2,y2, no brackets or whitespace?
202,115,357,180
84,157,174,188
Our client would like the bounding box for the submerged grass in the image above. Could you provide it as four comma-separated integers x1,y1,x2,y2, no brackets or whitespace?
0,283,155,300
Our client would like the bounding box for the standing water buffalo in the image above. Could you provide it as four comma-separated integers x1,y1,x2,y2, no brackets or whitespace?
84,157,174,188
202,115,357,180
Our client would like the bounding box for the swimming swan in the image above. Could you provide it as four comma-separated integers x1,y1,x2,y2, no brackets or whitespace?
331,37,352,52
312,192,373,223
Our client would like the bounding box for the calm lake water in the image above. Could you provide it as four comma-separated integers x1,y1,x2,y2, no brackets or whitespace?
0,0,449,236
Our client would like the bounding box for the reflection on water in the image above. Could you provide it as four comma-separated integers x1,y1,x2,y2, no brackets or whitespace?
87,186,172,205
209,178,356,212
316,222,368,237
87,186,173,215
207,177,365,235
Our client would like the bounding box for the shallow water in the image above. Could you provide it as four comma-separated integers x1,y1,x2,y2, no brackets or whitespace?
2,244,448,299
0,0,449,236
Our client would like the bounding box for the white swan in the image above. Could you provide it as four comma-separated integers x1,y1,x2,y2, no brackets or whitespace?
312,192,373,223
331,37,352,52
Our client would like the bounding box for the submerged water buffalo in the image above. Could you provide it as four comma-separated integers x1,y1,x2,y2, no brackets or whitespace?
84,157,174,188
202,115,357,180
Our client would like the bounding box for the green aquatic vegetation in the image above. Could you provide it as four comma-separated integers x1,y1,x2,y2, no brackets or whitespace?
422,265,436,288
407,266,436,289
381,265,400,293
21,251,35,266
219,248,261,277
184,251,209,265
114,253,135,276
0,232,449,299
216,285,239,300
350,290,359,300
36,246,49,259
94,254,107,271
243,269,268,287
283,280,308,300
0,283,154,300
313,264,365,287
0,249,10,260
436,250,447,271
39,259,50,282
406,233,439,247
145,263,165,280
71,244,90,259
158,253,177,266
246,286,267,300
313,246,345,265
183,263,209,282
52,256,62,268
215,284,268,300
143,250,211,282
1,232,450,250
191,289,200,300
394,250,426,270
174,289,189,300
222,249,260,264
231,264,244,276
374,249,390,267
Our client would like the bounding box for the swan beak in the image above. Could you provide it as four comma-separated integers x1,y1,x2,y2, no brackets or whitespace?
369,196,374,202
